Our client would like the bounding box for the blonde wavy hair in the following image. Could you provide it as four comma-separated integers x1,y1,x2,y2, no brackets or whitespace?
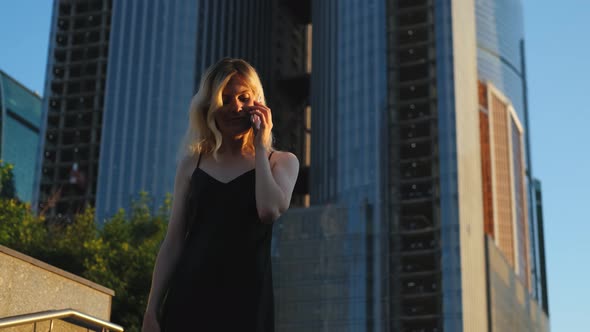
179,58,274,160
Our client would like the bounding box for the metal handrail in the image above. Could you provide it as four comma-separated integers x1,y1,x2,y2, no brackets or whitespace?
0,308,124,331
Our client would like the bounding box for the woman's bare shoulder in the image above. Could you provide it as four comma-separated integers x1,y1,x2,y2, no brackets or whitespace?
177,153,200,180
270,150,299,170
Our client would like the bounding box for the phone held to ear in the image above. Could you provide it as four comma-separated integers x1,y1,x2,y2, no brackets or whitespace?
251,114,261,131
239,105,261,134
250,96,262,133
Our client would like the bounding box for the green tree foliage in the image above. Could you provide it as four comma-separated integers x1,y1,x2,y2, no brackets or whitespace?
0,198,44,257
0,189,171,332
0,160,17,200
84,192,170,330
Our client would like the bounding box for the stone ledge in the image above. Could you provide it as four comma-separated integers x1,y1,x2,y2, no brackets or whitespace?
0,244,114,321
0,245,114,296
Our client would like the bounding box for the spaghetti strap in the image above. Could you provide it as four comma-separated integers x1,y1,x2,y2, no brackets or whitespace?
268,151,275,161
197,153,203,167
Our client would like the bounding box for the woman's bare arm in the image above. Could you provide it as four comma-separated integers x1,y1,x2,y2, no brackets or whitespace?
254,151,299,223
144,155,195,321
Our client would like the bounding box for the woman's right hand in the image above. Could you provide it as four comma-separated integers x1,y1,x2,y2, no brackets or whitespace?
142,309,160,332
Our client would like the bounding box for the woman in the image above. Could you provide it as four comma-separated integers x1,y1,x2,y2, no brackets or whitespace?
142,58,299,331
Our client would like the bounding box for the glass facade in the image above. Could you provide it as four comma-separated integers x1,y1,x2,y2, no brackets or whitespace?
95,0,198,222
0,70,42,202
335,0,387,207
310,0,387,208
310,0,340,204
335,2,388,325
308,0,388,329
476,0,526,122
192,0,274,83
272,204,382,331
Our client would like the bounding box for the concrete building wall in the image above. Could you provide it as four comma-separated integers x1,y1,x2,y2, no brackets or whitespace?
0,245,114,321
486,236,549,332
449,0,489,331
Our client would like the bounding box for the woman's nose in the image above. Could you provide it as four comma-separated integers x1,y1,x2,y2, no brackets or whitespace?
229,98,245,112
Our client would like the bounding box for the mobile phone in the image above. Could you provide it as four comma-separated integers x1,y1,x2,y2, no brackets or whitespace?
251,114,261,132
251,95,262,131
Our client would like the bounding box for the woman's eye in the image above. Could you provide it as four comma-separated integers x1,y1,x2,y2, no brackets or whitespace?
221,94,250,105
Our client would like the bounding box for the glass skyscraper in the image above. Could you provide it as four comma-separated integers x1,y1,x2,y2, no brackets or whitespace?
0,70,42,203
303,0,389,329
95,0,199,222
273,0,549,331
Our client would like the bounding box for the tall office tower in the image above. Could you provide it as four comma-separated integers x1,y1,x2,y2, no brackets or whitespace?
35,0,310,222
35,0,199,222
93,0,199,223
35,0,113,218
275,0,390,330
0,70,42,202
272,0,549,331
385,0,476,329
476,0,549,329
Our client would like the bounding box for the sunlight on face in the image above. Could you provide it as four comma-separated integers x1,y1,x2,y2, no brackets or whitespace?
214,75,255,136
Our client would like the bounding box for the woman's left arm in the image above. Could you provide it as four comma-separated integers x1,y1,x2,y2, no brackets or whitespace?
254,150,299,223
250,101,300,223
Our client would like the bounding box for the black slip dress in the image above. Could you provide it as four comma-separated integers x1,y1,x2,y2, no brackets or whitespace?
161,151,275,332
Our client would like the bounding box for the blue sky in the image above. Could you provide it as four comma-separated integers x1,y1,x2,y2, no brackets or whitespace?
0,1,588,331
522,1,590,330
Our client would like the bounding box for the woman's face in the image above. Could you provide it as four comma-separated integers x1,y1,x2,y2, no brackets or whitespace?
213,75,255,136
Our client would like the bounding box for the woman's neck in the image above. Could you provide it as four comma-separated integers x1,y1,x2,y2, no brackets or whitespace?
218,134,248,157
